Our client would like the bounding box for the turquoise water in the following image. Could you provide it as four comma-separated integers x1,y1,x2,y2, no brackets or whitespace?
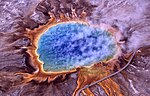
37,23,117,71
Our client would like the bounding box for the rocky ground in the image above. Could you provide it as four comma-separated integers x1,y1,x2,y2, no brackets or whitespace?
0,0,150,96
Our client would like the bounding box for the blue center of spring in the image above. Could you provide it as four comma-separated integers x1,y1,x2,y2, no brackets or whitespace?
37,22,117,71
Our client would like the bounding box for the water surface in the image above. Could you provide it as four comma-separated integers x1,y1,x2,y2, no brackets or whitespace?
37,22,117,71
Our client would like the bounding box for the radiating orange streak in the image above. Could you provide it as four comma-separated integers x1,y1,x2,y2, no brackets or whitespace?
73,63,108,95
98,78,123,96
72,62,124,96
82,88,95,96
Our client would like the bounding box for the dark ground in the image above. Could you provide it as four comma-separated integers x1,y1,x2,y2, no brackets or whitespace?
0,0,150,96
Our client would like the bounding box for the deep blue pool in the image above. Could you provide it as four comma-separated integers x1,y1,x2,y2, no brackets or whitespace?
37,22,117,71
